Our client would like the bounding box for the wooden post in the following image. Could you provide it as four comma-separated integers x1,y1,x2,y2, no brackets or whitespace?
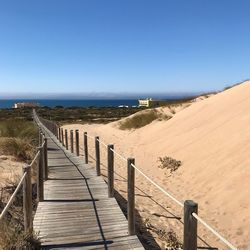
70,130,74,153
95,136,100,176
37,146,44,202
59,127,61,142
39,131,43,147
38,128,41,146
84,132,88,164
53,124,56,136
127,158,135,235
65,129,68,150
44,137,48,180
107,144,114,197
61,128,64,146
23,165,33,233
75,130,80,156
184,200,198,250
55,124,59,139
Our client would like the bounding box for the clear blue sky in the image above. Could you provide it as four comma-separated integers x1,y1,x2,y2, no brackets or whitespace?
0,0,250,97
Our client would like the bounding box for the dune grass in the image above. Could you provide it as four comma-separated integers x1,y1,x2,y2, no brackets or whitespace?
0,219,39,250
119,109,170,130
0,178,39,250
0,119,38,161
0,119,39,249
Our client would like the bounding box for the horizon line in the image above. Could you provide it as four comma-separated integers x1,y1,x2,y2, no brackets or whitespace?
0,90,216,100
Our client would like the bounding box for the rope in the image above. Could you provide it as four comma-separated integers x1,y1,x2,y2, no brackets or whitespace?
192,213,237,250
86,134,95,140
110,148,127,162
0,172,27,221
130,163,184,207
97,138,108,148
30,151,40,167
109,144,184,208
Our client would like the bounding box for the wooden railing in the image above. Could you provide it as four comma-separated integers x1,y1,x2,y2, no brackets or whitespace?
0,128,48,234
34,111,238,250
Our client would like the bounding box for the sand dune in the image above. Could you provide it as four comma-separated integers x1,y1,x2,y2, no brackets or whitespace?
64,81,250,249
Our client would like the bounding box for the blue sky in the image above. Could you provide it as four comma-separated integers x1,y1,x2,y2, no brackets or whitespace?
0,0,250,97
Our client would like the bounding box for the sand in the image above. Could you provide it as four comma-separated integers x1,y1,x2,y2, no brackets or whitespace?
63,81,250,249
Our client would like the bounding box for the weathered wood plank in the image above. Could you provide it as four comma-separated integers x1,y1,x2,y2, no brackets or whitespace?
33,127,144,250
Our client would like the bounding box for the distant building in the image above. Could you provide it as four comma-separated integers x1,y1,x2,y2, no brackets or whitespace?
138,98,168,108
13,102,40,109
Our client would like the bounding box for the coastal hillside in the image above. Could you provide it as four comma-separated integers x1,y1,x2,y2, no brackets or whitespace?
64,81,250,249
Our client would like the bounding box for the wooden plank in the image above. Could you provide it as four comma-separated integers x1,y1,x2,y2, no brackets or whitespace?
33,125,144,250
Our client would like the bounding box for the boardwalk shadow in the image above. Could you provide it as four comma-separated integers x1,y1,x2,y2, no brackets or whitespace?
44,199,99,202
44,240,114,249
47,147,61,151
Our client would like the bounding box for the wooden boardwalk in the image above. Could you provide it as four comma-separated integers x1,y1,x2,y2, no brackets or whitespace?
33,128,144,249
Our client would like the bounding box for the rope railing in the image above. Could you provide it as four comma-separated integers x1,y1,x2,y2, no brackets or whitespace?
69,129,237,249
82,131,238,249
30,151,40,167
0,110,50,236
0,172,27,221
35,110,238,250
85,134,95,140
97,138,108,148
110,148,127,162
130,163,184,208
192,212,237,250
0,118,48,234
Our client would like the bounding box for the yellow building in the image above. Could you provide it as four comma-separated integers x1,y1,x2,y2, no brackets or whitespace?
138,98,167,108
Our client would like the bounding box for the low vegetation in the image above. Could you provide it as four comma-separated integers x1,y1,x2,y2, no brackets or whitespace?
119,109,170,130
0,117,39,249
37,106,144,124
0,182,39,250
158,156,182,173
223,79,248,91
0,119,38,162
0,108,33,121
143,218,182,249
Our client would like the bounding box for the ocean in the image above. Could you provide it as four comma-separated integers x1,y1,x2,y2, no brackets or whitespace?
0,99,139,109
0,94,196,109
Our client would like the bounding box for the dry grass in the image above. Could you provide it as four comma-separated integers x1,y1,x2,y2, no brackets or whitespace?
0,138,35,162
119,109,170,130
143,218,182,249
0,119,38,162
0,119,39,249
0,176,39,250
0,219,39,250
158,156,182,173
